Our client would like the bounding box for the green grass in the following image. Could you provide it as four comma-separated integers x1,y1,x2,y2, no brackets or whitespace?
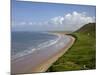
47,23,96,72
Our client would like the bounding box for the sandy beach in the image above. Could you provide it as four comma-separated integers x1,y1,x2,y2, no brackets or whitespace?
11,33,75,74
31,35,75,73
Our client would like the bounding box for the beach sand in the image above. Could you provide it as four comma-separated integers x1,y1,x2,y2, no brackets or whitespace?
31,35,75,73
11,33,75,74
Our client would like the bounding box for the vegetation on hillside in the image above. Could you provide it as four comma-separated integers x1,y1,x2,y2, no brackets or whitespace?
47,23,96,72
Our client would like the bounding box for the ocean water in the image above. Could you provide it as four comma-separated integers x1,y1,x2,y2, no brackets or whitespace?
11,32,59,60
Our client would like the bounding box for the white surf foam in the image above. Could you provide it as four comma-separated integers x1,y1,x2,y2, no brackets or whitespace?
11,34,61,60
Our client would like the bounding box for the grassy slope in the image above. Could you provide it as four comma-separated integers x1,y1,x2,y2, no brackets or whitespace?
47,23,96,72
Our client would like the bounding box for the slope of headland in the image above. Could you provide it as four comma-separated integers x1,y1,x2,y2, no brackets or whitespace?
47,23,96,72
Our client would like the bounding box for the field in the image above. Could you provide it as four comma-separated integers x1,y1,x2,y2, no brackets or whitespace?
47,23,96,72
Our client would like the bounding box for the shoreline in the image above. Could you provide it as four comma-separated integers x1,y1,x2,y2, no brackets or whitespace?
11,33,75,74
11,32,61,60
31,35,75,73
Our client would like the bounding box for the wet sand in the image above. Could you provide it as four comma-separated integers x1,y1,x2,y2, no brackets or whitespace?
11,34,75,74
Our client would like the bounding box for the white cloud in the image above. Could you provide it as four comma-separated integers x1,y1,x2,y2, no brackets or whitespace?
47,11,95,31
49,16,64,25
19,22,26,25
13,11,95,31
28,22,33,25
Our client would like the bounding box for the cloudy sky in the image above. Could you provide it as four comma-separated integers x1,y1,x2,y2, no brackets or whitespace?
11,0,96,31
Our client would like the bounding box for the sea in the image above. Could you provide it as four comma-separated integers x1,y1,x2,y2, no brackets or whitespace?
11,32,59,60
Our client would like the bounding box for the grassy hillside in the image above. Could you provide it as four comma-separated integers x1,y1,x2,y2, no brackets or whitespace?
77,23,96,32
77,23,96,37
47,23,96,72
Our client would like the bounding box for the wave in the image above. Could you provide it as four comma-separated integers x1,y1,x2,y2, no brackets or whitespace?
11,34,61,60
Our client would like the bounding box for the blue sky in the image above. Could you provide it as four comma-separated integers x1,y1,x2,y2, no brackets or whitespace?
11,0,96,31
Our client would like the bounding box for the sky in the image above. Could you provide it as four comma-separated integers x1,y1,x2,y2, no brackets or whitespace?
11,0,96,31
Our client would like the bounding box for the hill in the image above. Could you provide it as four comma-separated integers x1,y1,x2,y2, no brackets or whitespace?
76,23,96,37
77,23,96,33
47,23,96,72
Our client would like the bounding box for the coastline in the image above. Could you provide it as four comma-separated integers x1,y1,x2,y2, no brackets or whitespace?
11,33,61,60
11,33,75,74
31,35,75,73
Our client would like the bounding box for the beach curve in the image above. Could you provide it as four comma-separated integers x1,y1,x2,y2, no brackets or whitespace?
11,33,75,74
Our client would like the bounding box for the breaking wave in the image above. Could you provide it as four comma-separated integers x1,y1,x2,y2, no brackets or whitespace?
11,34,61,60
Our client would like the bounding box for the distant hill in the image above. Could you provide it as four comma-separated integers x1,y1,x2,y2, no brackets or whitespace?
76,23,96,37
76,23,96,33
